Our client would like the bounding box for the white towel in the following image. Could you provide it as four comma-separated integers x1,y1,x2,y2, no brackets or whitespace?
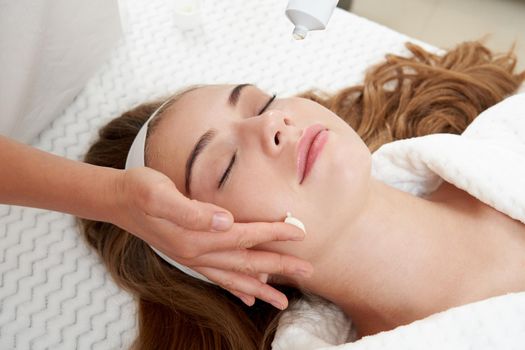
272,93,525,350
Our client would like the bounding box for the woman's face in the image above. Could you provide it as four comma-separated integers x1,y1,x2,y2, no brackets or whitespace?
148,84,371,260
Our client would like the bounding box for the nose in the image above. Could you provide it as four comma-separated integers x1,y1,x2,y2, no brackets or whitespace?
242,109,294,157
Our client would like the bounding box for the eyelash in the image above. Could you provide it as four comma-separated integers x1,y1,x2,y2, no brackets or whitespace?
218,93,277,189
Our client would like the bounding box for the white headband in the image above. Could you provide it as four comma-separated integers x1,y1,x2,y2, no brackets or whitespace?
124,98,215,285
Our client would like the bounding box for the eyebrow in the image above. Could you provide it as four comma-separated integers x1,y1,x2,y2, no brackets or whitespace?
228,83,252,107
185,84,251,194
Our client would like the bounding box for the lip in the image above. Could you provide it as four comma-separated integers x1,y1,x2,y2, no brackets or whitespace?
296,124,329,184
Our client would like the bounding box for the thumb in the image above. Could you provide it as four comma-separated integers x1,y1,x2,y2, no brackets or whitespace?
159,189,233,232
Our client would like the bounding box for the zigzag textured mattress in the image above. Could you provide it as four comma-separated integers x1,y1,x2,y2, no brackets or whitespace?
1,0,522,349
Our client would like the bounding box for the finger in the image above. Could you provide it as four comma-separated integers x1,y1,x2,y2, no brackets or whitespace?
258,273,269,284
230,273,265,305
186,221,306,254
228,290,255,306
152,185,233,232
197,267,289,310
193,250,313,279
139,217,307,263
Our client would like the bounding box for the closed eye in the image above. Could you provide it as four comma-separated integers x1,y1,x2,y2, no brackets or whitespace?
217,93,277,189
218,152,236,188
259,94,276,115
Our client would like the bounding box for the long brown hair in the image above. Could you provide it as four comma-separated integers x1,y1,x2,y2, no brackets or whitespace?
78,41,524,349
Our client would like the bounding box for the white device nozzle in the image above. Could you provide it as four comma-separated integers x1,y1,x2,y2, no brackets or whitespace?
285,0,338,40
292,25,308,40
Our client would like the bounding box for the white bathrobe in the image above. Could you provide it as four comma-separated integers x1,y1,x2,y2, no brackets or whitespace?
272,93,525,350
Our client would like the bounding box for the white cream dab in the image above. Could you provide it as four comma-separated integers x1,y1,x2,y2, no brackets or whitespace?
284,212,306,234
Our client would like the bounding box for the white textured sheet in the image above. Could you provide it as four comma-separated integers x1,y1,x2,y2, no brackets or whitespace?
272,94,525,349
1,0,509,348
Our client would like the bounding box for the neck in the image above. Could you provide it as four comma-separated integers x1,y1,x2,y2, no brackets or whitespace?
298,179,522,338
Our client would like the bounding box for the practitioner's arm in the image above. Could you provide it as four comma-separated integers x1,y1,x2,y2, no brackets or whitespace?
0,135,119,222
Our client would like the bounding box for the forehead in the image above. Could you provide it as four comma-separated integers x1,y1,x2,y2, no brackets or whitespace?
147,84,236,195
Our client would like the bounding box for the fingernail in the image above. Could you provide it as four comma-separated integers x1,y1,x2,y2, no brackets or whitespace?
270,299,285,310
212,212,231,231
240,295,253,306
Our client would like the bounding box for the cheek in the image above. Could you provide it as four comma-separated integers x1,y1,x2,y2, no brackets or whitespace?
335,144,371,211
214,168,296,223
335,131,371,199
